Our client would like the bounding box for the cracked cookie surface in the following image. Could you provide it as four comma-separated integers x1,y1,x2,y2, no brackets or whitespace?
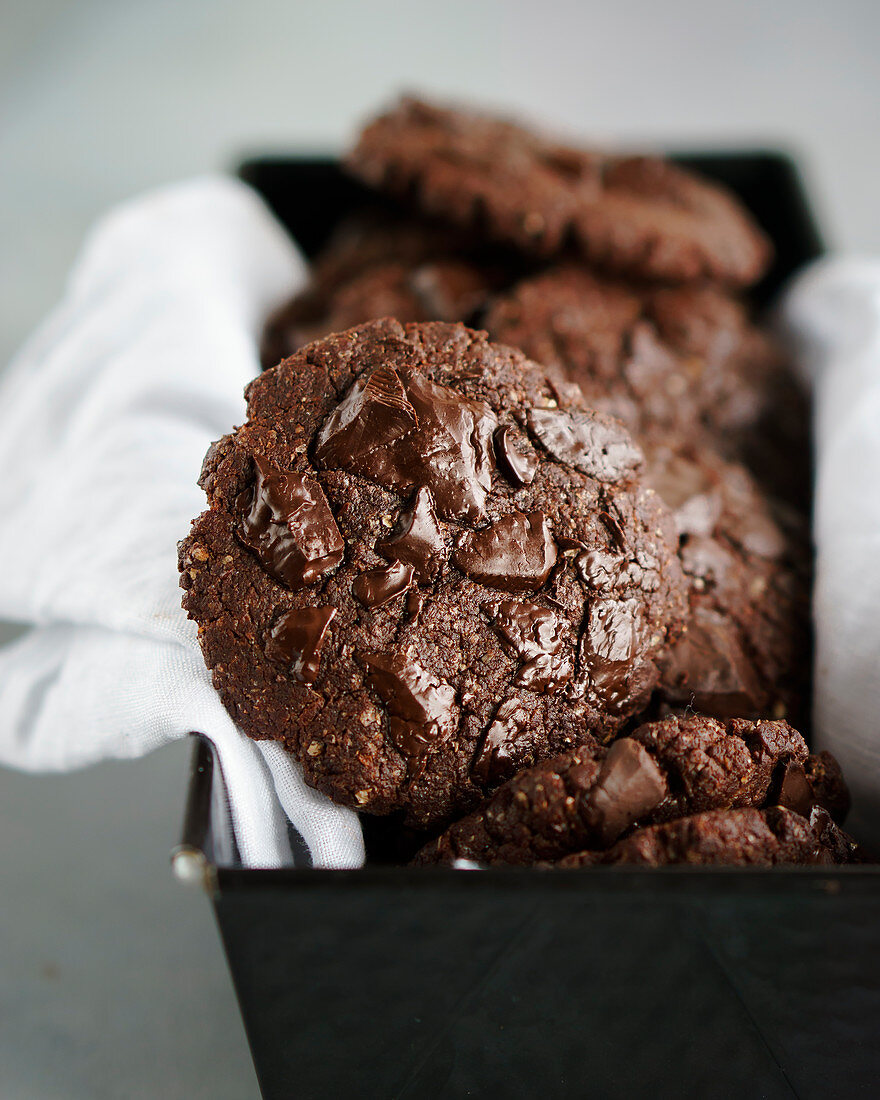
180,319,686,827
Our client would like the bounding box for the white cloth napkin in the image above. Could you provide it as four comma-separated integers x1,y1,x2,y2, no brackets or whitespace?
0,177,365,869
780,257,880,846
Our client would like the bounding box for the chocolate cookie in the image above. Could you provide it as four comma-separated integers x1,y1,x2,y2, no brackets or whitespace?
642,439,812,722
260,212,516,367
413,738,661,866
262,258,502,367
556,806,860,867
648,282,811,508
346,97,771,285
484,266,809,502
180,319,687,827
414,714,844,865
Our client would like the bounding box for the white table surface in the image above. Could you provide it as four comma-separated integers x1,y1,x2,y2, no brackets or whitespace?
1,1,879,1096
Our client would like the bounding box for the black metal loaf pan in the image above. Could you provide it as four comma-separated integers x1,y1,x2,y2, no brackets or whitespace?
178,154,880,1100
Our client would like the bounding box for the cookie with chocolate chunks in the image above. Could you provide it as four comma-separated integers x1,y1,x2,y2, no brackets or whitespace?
556,806,861,868
180,318,686,827
260,211,521,368
414,714,846,865
262,259,502,367
346,96,771,286
642,440,812,723
484,266,809,504
414,738,665,866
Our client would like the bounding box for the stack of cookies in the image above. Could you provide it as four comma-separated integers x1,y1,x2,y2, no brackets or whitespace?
180,96,861,867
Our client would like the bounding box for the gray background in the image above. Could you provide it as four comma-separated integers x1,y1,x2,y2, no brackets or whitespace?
1,1,878,1096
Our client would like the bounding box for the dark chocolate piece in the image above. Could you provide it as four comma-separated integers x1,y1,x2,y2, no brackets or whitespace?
353,561,415,608
657,605,765,718
238,456,344,590
471,696,533,785
576,548,652,593
580,738,667,845
774,760,815,818
580,597,648,710
453,511,557,592
527,407,642,483
314,366,418,468
361,650,457,764
493,424,538,487
489,599,572,692
376,486,447,583
402,372,497,523
809,806,864,863
316,368,497,524
266,606,337,684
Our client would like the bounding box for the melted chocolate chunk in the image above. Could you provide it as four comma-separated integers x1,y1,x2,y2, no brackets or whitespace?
493,424,538,487
453,511,557,592
238,456,344,590
313,366,418,469
527,407,642,483
556,535,587,553
353,561,414,608
489,599,572,692
376,486,447,582
580,738,668,845
774,759,814,818
403,372,497,522
361,651,457,764
577,549,650,593
265,606,337,684
471,697,532,785
581,597,649,710
316,367,497,523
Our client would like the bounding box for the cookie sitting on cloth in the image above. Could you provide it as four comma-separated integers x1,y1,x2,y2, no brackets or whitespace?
0,177,365,869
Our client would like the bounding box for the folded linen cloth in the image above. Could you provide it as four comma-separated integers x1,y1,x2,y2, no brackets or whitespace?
0,176,877,865
780,258,880,846
0,177,365,869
